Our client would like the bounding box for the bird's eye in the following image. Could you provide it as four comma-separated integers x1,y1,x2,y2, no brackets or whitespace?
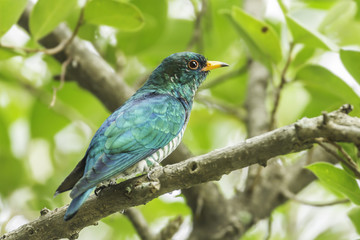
188,60,199,70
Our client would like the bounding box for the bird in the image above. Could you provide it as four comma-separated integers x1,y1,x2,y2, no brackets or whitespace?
54,52,228,221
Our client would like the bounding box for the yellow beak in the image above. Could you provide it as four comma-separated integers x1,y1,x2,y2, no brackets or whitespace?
201,61,229,71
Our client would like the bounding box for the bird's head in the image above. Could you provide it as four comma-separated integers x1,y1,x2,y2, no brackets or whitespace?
146,52,228,92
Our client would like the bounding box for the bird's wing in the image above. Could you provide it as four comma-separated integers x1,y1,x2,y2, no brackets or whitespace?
70,94,187,199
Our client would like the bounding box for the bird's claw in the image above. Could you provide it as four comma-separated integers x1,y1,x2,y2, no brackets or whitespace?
95,180,116,196
147,170,155,181
95,185,106,196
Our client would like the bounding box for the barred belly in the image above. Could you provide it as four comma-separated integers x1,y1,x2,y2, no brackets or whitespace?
107,125,187,184
144,126,186,165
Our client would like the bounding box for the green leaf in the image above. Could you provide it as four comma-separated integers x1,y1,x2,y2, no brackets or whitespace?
314,229,348,240
56,82,109,127
348,207,360,234
202,0,239,58
0,48,20,61
319,1,356,35
131,18,194,64
338,143,360,169
297,65,360,103
340,49,360,85
296,64,360,117
306,162,360,205
293,0,339,10
0,155,27,196
117,0,167,54
140,198,190,222
84,0,144,31
30,101,69,139
286,16,334,50
355,0,360,21
30,0,78,40
292,47,316,70
0,0,27,37
230,6,282,64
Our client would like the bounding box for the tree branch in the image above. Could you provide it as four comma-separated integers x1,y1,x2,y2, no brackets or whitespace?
244,60,269,194
1,3,85,56
124,208,155,240
2,106,359,240
124,208,183,240
18,4,134,112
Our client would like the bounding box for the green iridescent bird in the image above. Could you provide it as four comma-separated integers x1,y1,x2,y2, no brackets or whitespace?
55,52,228,221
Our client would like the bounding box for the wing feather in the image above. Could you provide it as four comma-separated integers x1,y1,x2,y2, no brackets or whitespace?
70,93,187,199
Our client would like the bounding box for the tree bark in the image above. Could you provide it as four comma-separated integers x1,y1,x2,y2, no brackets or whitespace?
2,107,359,240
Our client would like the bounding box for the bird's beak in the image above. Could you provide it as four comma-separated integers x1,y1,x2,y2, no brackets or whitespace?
201,61,229,72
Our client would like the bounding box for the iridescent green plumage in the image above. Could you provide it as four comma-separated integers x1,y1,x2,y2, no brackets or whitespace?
55,52,228,221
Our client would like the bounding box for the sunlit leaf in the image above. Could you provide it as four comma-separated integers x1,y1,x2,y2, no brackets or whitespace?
296,64,360,117
0,48,20,61
289,0,339,10
355,0,360,20
291,47,315,69
133,18,194,65
337,143,360,169
140,198,190,223
101,215,137,237
319,1,356,35
0,111,28,196
117,0,167,54
314,228,348,240
30,0,78,40
348,207,360,234
56,82,109,127
202,0,239,57
286,16,334,50
84,0,144,31
0,0,27,37
277,82,310,126
29,101,69,139
230,6,282,64
306,162,360,205
340,49,360,85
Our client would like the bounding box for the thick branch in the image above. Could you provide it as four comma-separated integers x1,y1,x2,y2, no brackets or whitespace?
2,107,359,240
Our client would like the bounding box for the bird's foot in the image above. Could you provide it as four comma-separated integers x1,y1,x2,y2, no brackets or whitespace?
94,185,106,196
95,180,116,196
147,165,161,182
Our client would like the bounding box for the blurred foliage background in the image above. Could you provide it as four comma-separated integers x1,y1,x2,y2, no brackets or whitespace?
1,0,360,239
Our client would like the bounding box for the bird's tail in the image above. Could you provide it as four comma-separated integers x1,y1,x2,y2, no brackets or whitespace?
64,187,94,221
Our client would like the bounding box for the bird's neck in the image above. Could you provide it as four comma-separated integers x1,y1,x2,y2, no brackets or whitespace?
140,73,205,109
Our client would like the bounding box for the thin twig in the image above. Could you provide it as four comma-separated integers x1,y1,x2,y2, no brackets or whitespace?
0,4,85,55
124,208,183,240
186,0,207,52
264,214,273,240
195,94,246,121
328,141,358,168
269,43,294,129
315,138,360,179
50,56,72,107
281,187,350,207
159,215,184,240
124,208,155,240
